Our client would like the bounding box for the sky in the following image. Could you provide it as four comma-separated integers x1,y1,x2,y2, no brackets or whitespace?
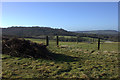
1,2,118,31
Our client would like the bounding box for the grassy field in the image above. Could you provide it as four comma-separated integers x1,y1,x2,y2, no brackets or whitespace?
2,38,119,79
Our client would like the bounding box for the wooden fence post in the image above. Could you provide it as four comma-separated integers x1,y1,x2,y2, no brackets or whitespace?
76,36,79,44
98,38,100,50
93,38,94,42
56,36,59,46
46,36,49,46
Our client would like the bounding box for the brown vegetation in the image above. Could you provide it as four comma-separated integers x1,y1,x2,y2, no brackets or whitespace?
2,38,54,60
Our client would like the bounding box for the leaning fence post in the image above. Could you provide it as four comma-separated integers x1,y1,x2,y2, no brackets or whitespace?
56,36,59,46
46,36,49,46
98,38,100,50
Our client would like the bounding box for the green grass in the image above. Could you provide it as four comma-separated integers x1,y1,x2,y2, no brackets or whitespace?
25,38,118,52
82,37,105,42
2,38,119,79
59,36,77,38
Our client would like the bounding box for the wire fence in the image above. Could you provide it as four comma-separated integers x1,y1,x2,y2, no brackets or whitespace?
25,35,102,50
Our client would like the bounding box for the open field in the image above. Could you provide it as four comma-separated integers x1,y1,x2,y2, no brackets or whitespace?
25,38,118,52
2,38,119,79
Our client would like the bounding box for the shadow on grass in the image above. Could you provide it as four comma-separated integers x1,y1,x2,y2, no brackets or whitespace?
50,52,79,62
2,51,79,62
30,50,79,62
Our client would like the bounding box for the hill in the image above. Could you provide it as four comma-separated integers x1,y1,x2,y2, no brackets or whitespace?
2,27,119,42
2,26,76,37
73,30,118,35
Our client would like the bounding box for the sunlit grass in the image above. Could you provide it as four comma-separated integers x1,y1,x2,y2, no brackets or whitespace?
2,38,119,78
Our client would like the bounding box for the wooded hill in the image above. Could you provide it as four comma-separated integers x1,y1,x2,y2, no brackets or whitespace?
2,27,76,37
2,26,119,42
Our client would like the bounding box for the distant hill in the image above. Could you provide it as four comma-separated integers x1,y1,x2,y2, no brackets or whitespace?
73,30,118,35
2,27,76,37
2,27,119,42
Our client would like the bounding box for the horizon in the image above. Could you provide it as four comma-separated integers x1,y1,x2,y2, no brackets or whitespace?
1,26,118,32
1,2,118,31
